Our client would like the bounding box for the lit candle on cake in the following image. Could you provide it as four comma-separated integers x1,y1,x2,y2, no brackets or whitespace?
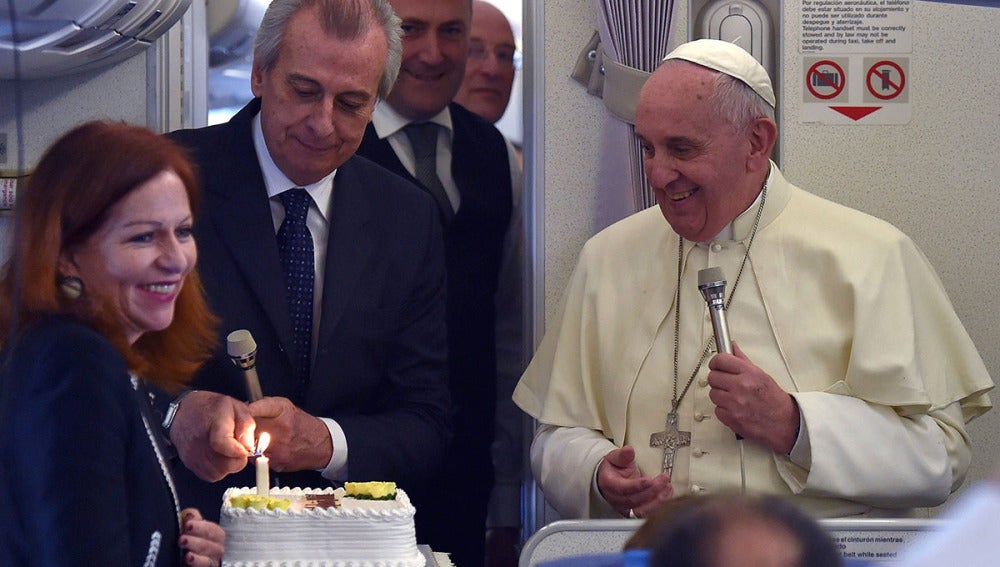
255,432,271,497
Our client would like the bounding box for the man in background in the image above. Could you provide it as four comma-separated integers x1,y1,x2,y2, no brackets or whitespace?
356,0,524,564
454,0,517,124
454,0,522,172
164,0,452,523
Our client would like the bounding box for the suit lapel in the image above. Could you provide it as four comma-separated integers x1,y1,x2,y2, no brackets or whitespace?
208,103,296,360
313,157,374,377
360,124,413,182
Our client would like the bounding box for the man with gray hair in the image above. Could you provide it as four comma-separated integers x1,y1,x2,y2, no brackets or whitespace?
164,0,452,522
515,39,992,520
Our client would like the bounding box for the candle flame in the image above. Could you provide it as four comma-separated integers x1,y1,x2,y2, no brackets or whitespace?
256,432,271,455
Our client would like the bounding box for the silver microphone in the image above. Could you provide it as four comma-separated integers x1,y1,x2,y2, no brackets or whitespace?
698,267,746,462
697,267,733,355
227,329,264,401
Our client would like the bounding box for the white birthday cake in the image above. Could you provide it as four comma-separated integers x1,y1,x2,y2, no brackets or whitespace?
219,483,425,567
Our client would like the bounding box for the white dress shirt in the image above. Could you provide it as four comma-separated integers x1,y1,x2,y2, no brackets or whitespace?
252,114,349,481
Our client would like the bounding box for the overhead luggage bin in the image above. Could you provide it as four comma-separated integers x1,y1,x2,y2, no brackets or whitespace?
0,0,191,79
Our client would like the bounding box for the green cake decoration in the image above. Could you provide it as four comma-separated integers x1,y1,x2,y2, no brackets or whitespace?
344,481,397,500
229,494,293,510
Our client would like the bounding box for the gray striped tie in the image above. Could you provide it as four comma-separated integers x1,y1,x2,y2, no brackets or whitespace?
403,122,455,224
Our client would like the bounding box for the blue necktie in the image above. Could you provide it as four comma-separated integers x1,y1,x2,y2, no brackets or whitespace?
277,188,314,388
403,122,455,224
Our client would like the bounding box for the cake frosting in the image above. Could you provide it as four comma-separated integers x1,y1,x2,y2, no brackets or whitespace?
220,486,425,567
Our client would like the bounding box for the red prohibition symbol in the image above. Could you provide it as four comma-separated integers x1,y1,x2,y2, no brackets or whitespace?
807,60,846,100
867,60,905,100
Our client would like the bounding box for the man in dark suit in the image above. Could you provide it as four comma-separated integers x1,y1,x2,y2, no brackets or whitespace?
163,0,451,521
355,0,524,564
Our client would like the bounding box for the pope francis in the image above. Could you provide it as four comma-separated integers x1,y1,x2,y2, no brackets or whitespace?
513,39,993,520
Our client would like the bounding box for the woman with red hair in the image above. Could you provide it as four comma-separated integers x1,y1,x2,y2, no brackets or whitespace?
0,121,230,566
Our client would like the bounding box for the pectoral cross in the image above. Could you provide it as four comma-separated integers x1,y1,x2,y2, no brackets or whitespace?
649,410,691,476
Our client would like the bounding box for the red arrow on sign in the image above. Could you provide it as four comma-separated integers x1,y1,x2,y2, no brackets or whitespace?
829,106,882,121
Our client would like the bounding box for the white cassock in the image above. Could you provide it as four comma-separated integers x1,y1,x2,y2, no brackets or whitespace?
514,164,993,519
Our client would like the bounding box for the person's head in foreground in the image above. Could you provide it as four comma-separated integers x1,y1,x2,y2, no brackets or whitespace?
640,494,842,567
635,38,777,243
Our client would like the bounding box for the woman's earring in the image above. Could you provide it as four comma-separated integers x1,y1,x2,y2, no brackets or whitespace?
59,276,84,300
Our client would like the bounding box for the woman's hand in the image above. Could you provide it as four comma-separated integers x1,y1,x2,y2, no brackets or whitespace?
179,508,225,566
